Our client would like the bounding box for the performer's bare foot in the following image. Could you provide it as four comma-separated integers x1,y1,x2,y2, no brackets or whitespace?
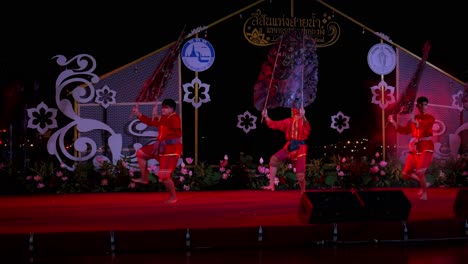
262,186,275,191
131,178,149,184
417,189,423,196
419,193,428,200
417,182,430,196
164,198,178,204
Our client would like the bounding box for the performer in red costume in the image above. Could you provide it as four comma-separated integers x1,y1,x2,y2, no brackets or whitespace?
132,99,182,204
388,96,435,200
261,106,311,193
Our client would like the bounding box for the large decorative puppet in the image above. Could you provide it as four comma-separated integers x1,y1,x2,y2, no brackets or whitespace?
390,41,431,116
253,30,319,111
135,28,187,104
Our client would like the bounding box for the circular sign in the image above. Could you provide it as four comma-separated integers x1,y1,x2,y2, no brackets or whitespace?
181,38,215,72
367,43,396,75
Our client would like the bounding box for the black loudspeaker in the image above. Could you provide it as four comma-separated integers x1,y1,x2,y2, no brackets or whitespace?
453,189,468,219
299,190,366,224
357,190,411,221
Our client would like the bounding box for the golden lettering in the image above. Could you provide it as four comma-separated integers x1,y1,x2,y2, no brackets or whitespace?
243,9,340,47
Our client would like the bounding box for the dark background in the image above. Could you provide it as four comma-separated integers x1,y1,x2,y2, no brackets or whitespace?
1,0,467,163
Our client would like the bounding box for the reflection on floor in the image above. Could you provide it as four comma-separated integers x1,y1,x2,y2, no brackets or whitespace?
1,188,467,263
28,241,468,264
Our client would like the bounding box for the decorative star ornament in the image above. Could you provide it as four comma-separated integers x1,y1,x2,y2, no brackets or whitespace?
330,111,350,134
182,77,211,108
27,102,58,135
370,80,396,109
451,90,464,112
94,85,117,109
237,110,257,133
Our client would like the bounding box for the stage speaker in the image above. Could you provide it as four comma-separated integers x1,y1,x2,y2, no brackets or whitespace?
453,189,468,219
357,190,411,221
299,190,366,224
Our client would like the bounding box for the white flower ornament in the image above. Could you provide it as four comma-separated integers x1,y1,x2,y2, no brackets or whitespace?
27,102,58,135
330,111,350,134
237,110,257,133
370,80,395,109
451,90,464,112
94,85,117,109
183,77,211,108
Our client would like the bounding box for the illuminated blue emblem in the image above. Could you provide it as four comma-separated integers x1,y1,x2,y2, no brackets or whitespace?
181,38,215,72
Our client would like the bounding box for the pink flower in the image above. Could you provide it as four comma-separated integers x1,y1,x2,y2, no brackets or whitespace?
96,156,106,165
37,183,45,189
258,166,266,174
370,166,380,174
379,161,387,167
338,171,345,177
56,171,63,178
222,173,229,180
259,157,264,164
375,152,380,158
185,157,193,164
33,175,42,181
220,159,228,167
100,179,108,186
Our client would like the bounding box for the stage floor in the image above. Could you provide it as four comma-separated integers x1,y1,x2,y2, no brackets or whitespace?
0,187,467,258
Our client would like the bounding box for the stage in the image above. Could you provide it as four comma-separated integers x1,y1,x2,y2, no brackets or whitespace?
0,187,467,258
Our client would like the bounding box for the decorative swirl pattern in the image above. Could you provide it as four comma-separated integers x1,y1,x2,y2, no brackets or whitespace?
46,54,123,171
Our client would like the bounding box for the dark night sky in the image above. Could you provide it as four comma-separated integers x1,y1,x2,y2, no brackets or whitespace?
2,0,467,81
1,0,467,163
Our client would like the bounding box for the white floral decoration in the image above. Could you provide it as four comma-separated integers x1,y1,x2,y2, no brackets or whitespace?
45,54,122,171
451,90,464,112
237,110,257,133
27,101,58,135
182,77,211,108
94,85,116,109
370,80,396,109
330,111,350,134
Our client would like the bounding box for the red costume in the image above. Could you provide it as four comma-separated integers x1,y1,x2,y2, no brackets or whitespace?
395,112,435,180
264,110,311,174
136,112,182,180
